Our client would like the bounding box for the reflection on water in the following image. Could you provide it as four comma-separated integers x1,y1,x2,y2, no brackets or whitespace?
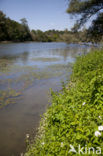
0,42,93,156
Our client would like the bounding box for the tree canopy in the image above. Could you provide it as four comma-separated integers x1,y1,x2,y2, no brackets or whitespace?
88,12,103,42
0,10,96,43
67,0,103,29
0,11,32,41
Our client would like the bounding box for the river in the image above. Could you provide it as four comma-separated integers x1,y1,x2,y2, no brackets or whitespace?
0,42,93,156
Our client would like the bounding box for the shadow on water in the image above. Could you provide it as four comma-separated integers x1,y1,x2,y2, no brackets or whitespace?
0,42,94,156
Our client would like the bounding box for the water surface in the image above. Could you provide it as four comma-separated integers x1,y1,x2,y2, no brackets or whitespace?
0,42,93,156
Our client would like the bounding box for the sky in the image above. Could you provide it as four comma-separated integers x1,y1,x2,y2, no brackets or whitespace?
0,0,76,31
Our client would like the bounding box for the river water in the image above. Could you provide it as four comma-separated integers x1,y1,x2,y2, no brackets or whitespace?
0,42,93,156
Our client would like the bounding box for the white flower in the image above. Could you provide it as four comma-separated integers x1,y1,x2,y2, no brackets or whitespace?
98,125,103,131
98,116,102,120
61,142,64,147
41,142,45,145
82,102,86,106
26,134,29,139
95,131,101,137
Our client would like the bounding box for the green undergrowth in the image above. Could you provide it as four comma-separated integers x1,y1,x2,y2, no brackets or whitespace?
25,50,103,156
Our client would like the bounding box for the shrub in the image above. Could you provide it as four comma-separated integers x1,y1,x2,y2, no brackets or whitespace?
25,50,103,156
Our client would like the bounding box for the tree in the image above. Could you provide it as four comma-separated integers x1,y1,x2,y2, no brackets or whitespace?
20,18,32,41
0,11,32,41
20,18,28,26
0,11,7,40
88,13,103,42
67,0,103,29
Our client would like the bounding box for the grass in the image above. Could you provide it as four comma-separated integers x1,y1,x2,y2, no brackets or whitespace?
25,49,103,156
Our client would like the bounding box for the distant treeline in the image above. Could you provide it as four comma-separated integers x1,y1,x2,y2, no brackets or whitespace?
0,11,32,42
31,29,89,43
0,10,101,43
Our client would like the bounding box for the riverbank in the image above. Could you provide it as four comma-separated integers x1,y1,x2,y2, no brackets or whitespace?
25,49,103,155
0,42,81,156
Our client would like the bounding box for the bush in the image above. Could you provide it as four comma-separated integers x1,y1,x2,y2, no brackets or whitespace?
25,50,103,156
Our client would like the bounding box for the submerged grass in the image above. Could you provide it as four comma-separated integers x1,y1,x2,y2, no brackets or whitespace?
25,49,103,156
0,89,21,108
0,59,14,73
0,58,70,108
31,57,61,62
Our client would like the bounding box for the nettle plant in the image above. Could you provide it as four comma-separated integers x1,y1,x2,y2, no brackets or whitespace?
25,50,103,156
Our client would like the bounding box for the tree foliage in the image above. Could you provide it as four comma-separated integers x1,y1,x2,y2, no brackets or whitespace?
0,10,89,43
88,13,103,42
31,29,65,42
67,0,103,42
0,11,32,41
67,0,103,28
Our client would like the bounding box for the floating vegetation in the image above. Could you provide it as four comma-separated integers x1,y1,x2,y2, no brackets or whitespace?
31,57,61,62
47,64,68,70
0,59,14,73
47,63,73,73
0,56,72,108
10,65,38,73
0,89,21,108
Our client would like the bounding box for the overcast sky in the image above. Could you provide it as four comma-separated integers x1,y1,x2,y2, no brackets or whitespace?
0,0,76,31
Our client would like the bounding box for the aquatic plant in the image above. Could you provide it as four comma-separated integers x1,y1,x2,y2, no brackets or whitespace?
0,57,70,108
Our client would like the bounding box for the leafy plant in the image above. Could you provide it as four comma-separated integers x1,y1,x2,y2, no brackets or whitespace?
25,49,103,156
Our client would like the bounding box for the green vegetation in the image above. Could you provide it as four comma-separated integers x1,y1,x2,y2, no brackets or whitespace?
0,11,32,42
0,10,93,43
67,0,103,28
0,89,21,108
31,29,64,42
88,13,103,42
1,0,103,43
31,57,61,62
0,10,68,42
31,29,88,43
67,0,103,42
0,56,70,108
25,49,103,155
